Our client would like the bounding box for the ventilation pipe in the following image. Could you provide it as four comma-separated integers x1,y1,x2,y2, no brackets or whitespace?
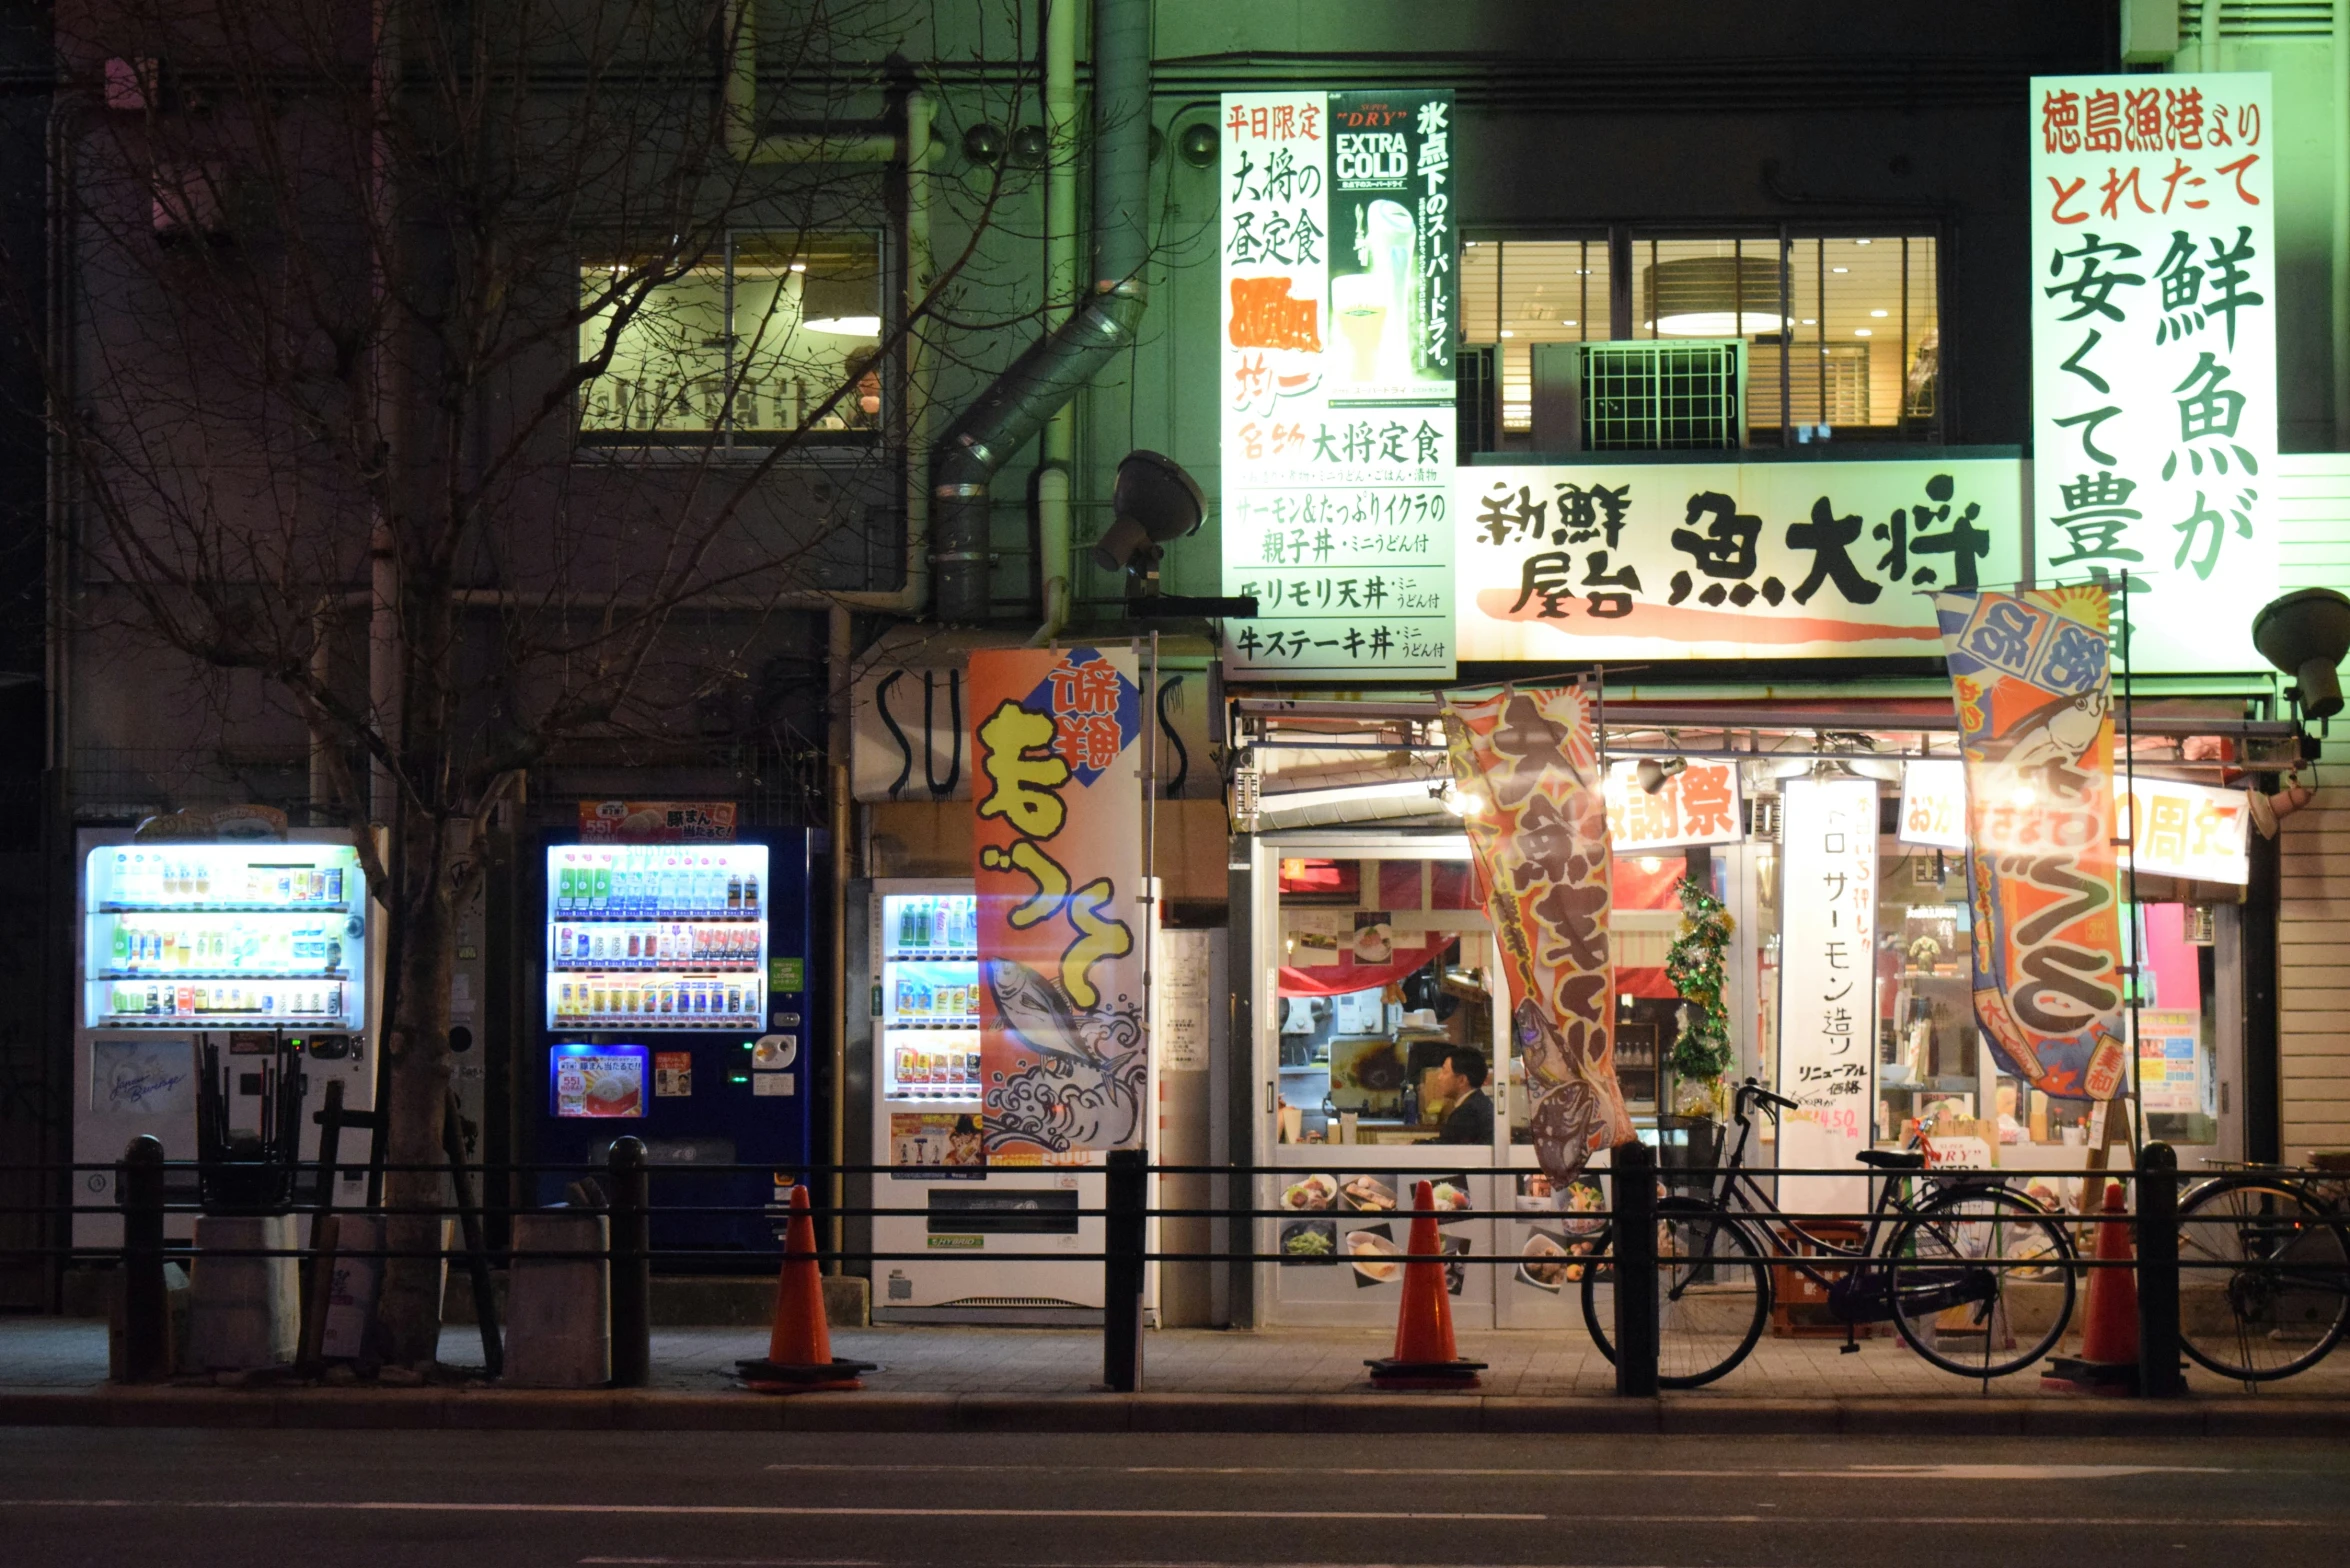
933,0,1152,626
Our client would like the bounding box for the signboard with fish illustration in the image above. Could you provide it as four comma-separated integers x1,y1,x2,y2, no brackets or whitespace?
1937,585,2129,1101
968,647,1147,1163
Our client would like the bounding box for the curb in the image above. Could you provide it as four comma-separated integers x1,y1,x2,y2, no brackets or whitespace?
2,1387,2346,1437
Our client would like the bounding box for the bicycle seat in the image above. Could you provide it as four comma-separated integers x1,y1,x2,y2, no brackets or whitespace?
1855,1149,1927,1170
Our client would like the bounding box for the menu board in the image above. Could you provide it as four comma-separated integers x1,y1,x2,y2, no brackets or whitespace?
1219,90,1458,681
550,1044,648,1118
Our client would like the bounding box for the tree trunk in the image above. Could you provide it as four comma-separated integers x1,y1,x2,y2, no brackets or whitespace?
374,815,458,1367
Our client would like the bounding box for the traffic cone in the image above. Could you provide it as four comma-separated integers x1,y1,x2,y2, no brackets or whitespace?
736,1186,876,1394
1365,1180,1487,1387
2042,1179,2139,1395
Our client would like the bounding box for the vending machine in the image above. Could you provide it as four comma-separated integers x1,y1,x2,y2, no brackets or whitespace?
528,828,818,1268
869,878,1130,1323
73,830,381,1244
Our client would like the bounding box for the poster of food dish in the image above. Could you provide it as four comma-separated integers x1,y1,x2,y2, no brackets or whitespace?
1280,1218,1338,1264
550,1044,648,1118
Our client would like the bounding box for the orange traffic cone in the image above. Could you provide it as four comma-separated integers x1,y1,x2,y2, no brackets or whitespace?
2042,1179,2140,1395
1365,1180,1486,1387
736,1186,875,1394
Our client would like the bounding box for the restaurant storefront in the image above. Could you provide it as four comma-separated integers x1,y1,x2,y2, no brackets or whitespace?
1228,687,2297,1327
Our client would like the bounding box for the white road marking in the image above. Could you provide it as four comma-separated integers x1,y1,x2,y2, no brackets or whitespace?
0,1500,2325,1529
763,1463,2235,1481
0,1500,1540,1522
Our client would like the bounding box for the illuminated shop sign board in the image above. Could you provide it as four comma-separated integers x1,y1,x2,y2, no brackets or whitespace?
1894,760,2247,883
2029,73,2277,673
1897,759,1967,851
1219,90,1458,681
1602,758,1744,852
1455,459,2025,661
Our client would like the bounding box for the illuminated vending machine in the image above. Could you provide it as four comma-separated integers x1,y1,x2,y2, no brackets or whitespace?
73,830,381,1244
530,830,816,1267
869,879,1115,1323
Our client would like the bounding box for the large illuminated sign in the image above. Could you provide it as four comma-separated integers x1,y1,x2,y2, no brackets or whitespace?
1219,91,1458,681
2029,73,2277,674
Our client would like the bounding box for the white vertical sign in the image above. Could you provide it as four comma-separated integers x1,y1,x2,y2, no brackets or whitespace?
2030,73,2276,673
1775,777,1878,1215
1896,759,1967,851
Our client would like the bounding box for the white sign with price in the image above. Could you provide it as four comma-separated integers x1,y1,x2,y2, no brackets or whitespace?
1775,776,1879,1216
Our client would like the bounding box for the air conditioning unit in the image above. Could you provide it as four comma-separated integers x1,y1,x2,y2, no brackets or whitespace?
1529,339,1748,453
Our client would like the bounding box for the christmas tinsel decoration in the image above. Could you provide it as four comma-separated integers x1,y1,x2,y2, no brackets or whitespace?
1665,875,1735,1088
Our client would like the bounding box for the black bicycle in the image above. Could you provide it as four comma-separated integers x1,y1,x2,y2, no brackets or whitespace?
2173,1165,2350,1383
1584,1078,2077,1388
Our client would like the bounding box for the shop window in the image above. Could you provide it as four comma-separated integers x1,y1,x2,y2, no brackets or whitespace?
1458,232,1940,451
577,233,884,446
1274,855,1498,1149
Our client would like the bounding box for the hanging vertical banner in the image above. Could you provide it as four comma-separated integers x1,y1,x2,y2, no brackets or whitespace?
1219,90,1458,681
1775,777,1878,1215
968,647,1147,1163
2030,73,2276,673
1442,687,1634,1181
1937,586,2129,1102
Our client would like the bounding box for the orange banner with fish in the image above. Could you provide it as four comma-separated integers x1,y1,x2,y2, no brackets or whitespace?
969,648,1147,1163
1936,586,2127,1101
1443,686,1635,1180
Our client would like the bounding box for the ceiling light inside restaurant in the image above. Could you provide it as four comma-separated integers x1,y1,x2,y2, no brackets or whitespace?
1855,328,1873,337
1870,309,1889,318
1832,266,1850,274
1641,255,1786,336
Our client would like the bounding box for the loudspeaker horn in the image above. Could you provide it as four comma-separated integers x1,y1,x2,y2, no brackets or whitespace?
2252,588,2350,722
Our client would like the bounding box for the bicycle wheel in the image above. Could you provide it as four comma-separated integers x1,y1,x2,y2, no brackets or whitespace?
2176,1179,2350,1382
1581,1197,1771,1389
1887,1185,2075,1379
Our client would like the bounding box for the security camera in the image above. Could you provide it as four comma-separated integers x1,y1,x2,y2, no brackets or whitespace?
2252,588,2350,722
1091,450,1206,586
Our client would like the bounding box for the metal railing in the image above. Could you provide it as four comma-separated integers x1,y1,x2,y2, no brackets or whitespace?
11,1135,2347,1398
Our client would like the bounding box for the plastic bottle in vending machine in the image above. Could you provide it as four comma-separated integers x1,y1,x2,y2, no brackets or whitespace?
726,872,742,912
742,871,758,914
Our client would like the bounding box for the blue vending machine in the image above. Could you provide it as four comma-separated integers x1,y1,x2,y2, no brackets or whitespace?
529,826,818,1269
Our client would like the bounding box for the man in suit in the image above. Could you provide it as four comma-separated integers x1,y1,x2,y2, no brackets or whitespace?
1432,1046,1494,1145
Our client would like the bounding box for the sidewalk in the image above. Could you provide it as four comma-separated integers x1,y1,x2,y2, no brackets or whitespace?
3,1316,2347,1433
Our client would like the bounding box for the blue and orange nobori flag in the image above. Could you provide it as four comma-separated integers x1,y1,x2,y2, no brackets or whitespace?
968,647,1147,1163
1935,586,2129,1102
1442,685,1635,1181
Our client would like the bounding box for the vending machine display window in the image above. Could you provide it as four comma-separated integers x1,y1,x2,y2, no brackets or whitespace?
83,843,369,1031
550,1043,650,1118
878,890,980,1104
545,843,769,1030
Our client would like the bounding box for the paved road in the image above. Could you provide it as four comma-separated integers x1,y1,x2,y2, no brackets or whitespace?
3,1426,2346,1567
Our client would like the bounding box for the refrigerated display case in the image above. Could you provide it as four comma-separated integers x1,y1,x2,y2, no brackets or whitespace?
73,831,382,1244
529,830,818,1268
869,878,1123,1323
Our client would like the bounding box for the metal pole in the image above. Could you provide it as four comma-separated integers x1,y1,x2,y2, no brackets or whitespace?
607,1136,651,1388
118,1135,167,1383
2136,1140,2186,1398
1612,1138,1659,1397
1104,1145,1147,1391
442,1086,502,1378
2121,569,2145,1152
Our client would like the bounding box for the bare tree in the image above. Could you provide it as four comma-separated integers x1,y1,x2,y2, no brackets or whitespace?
30,0,1044,1360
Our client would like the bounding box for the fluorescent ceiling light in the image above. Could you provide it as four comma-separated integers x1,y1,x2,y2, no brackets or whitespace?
804,315,881,336
1870,309,1890,318
1855,328,1873,337
1258,779,1444,817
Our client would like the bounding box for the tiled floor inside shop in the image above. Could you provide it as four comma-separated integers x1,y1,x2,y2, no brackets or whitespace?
3,1316,2344,1400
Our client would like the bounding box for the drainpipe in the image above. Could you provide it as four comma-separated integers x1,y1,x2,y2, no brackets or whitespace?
936,0,1152,627
1031,0,1081,647
2333,0,2349,448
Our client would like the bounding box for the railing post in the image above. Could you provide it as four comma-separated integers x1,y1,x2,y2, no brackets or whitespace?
607,1137,651,1389
2136,1139,2185,1398
1613,1139,1659,1398
1103,1147,1146,1393
118,1134,168,1383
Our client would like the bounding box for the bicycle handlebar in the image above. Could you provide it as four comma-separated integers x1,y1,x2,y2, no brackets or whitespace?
1736,1077,1800,1116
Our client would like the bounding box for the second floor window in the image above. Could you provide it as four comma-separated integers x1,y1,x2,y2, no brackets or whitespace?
578,233,884,446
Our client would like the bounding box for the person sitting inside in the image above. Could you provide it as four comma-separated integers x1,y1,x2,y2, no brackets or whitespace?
1432,1047,1493,1145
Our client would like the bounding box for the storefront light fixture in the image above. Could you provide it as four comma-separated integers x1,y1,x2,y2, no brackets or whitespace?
1641,255,1786,337
1439,781,1484,817
1634,755,1687,795
1258,778,1441,818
